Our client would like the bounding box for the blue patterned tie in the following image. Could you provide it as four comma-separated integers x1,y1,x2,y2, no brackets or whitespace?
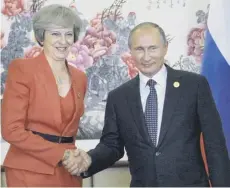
145,79,158,146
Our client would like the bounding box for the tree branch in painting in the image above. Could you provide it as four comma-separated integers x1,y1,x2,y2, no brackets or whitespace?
101,0,127,23
29,0,47,13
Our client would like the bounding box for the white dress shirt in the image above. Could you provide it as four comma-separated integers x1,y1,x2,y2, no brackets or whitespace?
139,65,167,145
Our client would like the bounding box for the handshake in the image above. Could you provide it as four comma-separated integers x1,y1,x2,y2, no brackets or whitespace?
62,149,92,176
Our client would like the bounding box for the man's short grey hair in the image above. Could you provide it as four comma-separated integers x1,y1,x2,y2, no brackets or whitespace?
128,22,167,48
32,4,82,46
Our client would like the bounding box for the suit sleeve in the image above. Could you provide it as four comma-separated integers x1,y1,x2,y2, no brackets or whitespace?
84,91,125,177
197,76,230,186
1,60,67,167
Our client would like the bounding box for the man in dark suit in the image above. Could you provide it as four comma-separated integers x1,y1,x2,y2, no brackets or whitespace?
64,22,230,187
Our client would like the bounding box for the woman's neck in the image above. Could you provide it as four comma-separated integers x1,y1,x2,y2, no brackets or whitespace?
45,54,67,72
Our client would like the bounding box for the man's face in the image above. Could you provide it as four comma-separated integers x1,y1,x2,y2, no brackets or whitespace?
130,27,168,78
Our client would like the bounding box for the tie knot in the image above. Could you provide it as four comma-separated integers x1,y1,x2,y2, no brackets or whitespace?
147,79,157,87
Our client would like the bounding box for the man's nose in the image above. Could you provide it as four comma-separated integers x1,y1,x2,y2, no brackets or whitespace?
143,51,151,61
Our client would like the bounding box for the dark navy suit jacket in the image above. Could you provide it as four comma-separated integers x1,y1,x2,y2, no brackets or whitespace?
85,65,230,187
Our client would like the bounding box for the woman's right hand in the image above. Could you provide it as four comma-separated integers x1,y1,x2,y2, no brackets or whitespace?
62,149,91,175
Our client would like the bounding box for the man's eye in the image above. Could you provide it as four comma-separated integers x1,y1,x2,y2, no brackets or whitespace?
149,47,157,50
136,48,143,51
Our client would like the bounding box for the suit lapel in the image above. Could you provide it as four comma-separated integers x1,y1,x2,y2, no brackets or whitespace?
64,65,79,126
36,51,62,125
157,66,182,148
36,52,80,132
59,63,83,135
126,76,152,145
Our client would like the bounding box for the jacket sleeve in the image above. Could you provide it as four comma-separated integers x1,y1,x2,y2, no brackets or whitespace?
85,91,125,177
1,60,67,167
197,76,230,186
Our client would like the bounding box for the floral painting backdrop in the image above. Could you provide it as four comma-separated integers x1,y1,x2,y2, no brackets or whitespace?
1,0,210,140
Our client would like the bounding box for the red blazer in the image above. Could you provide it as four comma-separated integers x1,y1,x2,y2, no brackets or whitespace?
1,51,87,174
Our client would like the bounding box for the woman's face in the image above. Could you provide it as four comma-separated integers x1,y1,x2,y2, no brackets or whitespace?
43,27,74,61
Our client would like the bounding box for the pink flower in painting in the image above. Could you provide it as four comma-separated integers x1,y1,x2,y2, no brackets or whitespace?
24,46,42,58
128,12,136,18
187,25,206,63
90,13,102,28
67,42,94,71
81,14,116,60
69,0,76,9
2,0,24,17
121,52,138,79
0,32,6,49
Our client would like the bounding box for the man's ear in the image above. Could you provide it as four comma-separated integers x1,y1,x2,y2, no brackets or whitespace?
165,41,169,48
163,42,168,55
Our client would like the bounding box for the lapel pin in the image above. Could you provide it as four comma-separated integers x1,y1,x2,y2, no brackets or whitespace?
173,81,180,88
77,92,81,98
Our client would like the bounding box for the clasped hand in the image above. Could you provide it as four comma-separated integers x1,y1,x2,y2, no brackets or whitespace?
62,149,91,176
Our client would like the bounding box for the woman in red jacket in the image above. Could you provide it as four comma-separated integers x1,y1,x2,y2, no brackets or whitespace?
1,4,89,187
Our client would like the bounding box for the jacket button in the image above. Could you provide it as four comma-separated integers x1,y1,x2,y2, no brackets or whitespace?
155,151,161,156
